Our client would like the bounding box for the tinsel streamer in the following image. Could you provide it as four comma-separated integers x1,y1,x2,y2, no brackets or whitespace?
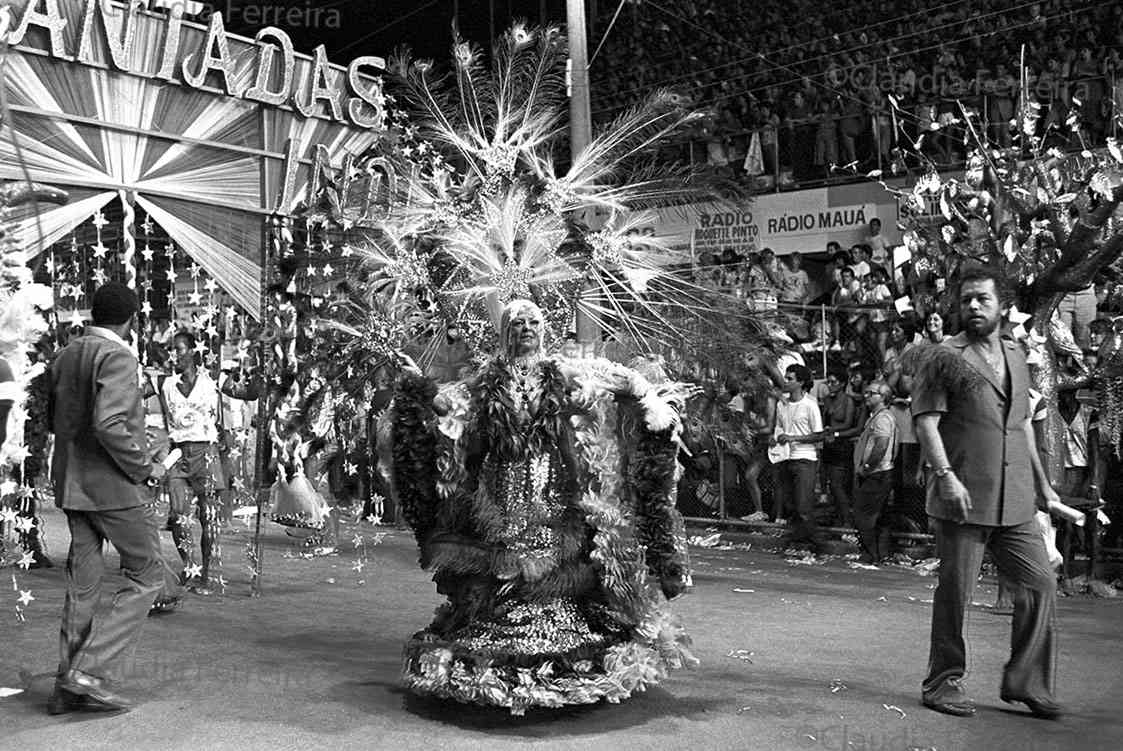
90,209,108,285
164,243,177,321
119,190,136,291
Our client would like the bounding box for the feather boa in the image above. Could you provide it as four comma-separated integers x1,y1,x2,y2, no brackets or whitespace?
392,373,441,555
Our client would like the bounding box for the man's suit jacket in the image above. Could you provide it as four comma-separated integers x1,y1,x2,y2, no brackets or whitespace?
911,332,1036,527
49,330,152,511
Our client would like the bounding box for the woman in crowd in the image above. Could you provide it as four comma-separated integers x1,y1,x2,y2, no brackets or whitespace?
923,311,948,344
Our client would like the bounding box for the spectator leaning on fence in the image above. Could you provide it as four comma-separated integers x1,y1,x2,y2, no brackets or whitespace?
852,380,899,564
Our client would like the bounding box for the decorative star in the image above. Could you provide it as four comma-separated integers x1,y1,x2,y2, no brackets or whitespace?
141,216,154,234
188,291,203,306
0,507,17,524
164,243,175,256
141,300,153,315
344,461,358,476
166,268,178,283
17,590,35,607
352,533,364,548
91,211,108,229
13,516,35,534
16,551,35,570
217,576,228,591
204,278,218,293
340,245,353,257
322,263,334,277
232,477,245,491
189,264,201,279
205,324,219,339
5,445,29,464
183,563,203,580
351,560,365,573
142,245,154,262
92,268,108,285
91,242,110,259
365,514,382,526
70,309,85,328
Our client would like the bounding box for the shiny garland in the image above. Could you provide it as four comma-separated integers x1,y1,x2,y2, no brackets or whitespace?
473,358,566,462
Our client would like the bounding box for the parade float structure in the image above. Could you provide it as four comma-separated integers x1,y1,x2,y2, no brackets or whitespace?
0,0,397,592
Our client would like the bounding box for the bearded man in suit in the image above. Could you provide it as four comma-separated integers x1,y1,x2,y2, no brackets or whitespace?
47,282,166,714
912,266,1062,720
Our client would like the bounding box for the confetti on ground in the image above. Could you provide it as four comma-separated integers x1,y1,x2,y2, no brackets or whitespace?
690,533,723,548
829,679,847,693
805,735,816,742
883,703,907,719
726,649,754,662
912,558,940,576
731,588,755,593
876,596,888,602
0,688,24,698
849,562,881,570
736,705,751,714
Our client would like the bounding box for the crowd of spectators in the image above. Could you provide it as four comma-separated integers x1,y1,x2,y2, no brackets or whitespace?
675,225,1123,559
593,0,1123,184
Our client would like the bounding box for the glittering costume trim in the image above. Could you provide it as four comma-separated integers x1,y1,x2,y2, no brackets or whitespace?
395,359,696,713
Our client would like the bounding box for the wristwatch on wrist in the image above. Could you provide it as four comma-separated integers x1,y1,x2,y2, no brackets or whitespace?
934,466,954,478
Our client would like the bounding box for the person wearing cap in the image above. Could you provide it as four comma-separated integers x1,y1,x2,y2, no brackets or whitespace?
47,282,166,714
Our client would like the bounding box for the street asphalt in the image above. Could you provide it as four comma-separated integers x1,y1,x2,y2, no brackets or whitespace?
2,507,1121,751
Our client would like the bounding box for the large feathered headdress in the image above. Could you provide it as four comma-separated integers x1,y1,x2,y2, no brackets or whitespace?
308,23,742,369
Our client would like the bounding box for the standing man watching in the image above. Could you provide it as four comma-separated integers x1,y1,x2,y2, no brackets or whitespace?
913,266,1062,719
48,282,166,714
852,381,897,563
772,364,824,552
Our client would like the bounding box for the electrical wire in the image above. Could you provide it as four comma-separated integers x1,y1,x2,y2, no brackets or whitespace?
599,0,1046,105
598,0,1115,140
588,0,629,69
600,0,977,81
332,0,445,57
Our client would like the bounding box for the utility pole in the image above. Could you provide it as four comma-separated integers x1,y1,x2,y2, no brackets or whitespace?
567,0,599,350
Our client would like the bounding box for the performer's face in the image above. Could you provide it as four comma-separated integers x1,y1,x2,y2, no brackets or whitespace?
959,279,1003,338
507,307,543,356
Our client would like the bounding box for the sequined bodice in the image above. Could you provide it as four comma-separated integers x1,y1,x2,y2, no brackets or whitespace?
483,451,563,553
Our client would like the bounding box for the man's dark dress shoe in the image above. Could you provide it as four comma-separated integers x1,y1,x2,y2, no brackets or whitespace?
1001,692,1063,719
922,698,977,717
57,670,134,712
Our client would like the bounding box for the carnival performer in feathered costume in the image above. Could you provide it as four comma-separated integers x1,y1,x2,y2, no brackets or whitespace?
273,22,754,713
394,297,696,713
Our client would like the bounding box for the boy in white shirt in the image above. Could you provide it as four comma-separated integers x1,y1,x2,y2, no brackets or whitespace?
772,364,826,551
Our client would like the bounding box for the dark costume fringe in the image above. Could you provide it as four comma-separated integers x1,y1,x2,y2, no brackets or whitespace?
392,373,441,555
901,343,987,401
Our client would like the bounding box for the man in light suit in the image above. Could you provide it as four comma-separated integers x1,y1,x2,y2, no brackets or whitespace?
912,266,1062,719
47,282,166,714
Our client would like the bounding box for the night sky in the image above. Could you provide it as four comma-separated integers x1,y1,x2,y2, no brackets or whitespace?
219,0,574,62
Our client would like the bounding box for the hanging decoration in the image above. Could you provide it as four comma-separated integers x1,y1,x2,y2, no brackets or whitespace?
0,181,67,622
